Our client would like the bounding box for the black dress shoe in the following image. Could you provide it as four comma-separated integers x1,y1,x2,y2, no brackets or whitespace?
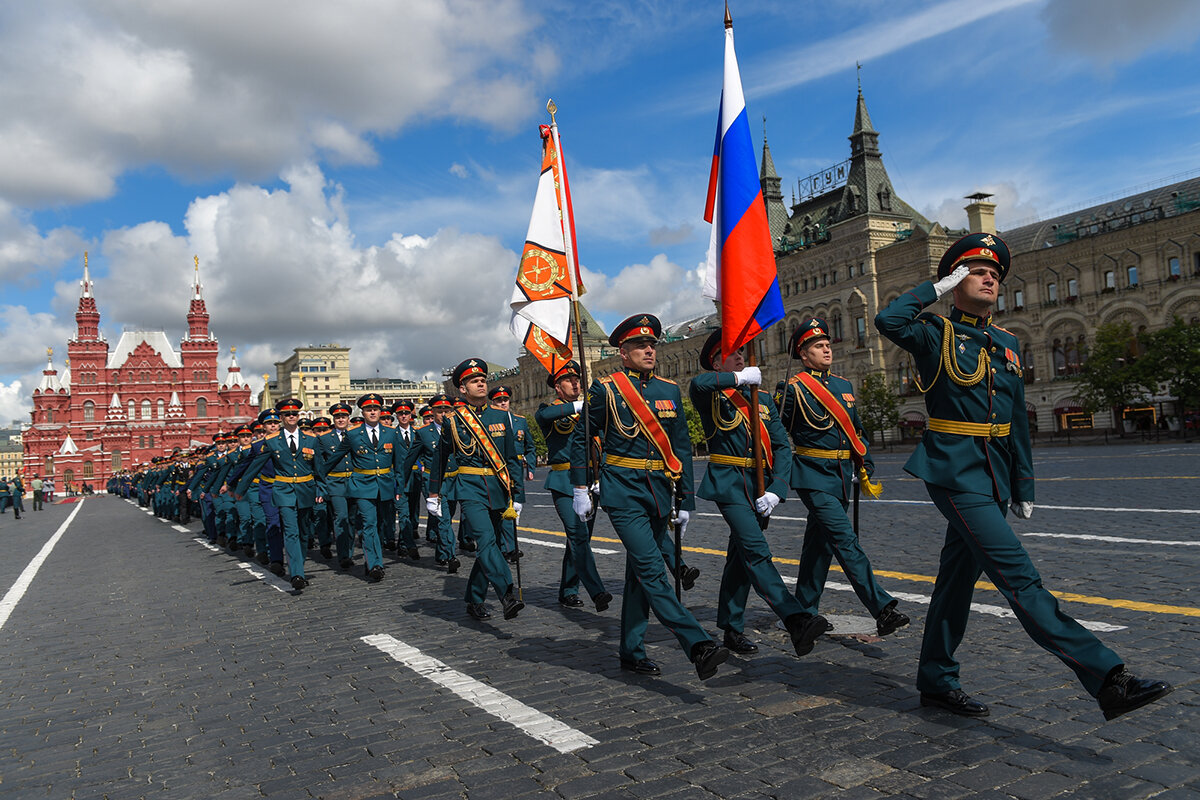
447,557,460,574
920,689,990,717
382,541,397,552
1098,668,1173,721
216,535,227,547
407,548,420,560
290,575,308,591
368,565,384,582
339,558,354,569
242,545,255,558
876,602,910,636
593,591,613,612
784,613,832,657
722,630,759,655
619,658,662,676
691,641,730,681
320,545,333,559
460,539,477,553
679,564,700,591
256,552,270,566
466,602,492,620
501,589,525,620
435,558,448,567
268,561,285,576
559,594,584,608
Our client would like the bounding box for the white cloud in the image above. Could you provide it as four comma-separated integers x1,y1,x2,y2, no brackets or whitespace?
0,200,88,283
581,254,714,328
0,0,550,205
1041,0,1200,66
922,181,1044,232
86,163,523,386
0,380,28,428
449,163,470,179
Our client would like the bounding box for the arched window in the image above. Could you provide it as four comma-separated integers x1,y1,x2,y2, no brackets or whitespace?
141,400,151,420
1169,257,1181,278
196,398,208,418
83,401,95,422
1047,282,1058,303
64,469,75,485
112,453,122,470
44,456,53,474
1127,265,1139,287
1065,338,1080,376
1067,278,1079,299
1053,339,1066,375
157,398,165,418
128,400,135,419
83,462,93,478
46,409,54,422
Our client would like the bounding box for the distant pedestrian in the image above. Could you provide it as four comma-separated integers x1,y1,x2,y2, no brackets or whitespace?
32,476,44,510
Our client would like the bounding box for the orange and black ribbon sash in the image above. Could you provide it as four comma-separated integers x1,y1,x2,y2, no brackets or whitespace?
790,372,867,470
608,371,683,478
720,387,773,470
453,407,512,496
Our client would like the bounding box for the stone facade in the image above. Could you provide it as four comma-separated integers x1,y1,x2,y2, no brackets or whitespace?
22,259,253,485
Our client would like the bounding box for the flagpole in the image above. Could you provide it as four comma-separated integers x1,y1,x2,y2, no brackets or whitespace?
546,99,596,494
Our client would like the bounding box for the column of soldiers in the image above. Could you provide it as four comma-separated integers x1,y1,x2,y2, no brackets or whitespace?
113,232,1172,719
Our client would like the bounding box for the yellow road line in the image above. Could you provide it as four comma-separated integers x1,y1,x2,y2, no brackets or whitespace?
518,525,1200,618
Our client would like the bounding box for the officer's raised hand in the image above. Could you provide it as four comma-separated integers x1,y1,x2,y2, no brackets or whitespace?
933,263,971,298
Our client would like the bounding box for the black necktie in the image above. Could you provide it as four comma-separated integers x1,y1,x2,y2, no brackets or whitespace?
289,435,297,455
371,428,378,446
403,431,409,446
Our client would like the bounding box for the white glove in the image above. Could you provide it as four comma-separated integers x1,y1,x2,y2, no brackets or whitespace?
754,492,780,516
572,400,584,413
733,366,762,386
1010,500,1033,519
572,487,593,520
512,501,522,520
426,496,442,517
933,263,970,298
675,509,689,536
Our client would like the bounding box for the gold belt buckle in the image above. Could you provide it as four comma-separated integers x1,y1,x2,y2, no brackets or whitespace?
644,459,655,470
988,423,1001,439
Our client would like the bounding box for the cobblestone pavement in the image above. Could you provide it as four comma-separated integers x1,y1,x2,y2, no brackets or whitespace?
1,443,1197,799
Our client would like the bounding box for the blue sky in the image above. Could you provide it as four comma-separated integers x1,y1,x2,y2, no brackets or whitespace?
3,0,1200,424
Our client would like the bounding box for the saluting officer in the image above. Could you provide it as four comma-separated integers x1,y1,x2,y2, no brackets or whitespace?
689,329,829,657
777,318,909,641
233,398,325,591
427,360,525,621
570,314,729,681
319,393,407,582
875,232,1171,720
535,360,612,611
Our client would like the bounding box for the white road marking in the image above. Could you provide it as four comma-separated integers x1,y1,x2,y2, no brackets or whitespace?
779,575,1126,632
517,536,618,555
0,500,85,631
193,537,221,552
1023,532,1200,547
191,537,290,592
362,633,598,753
172,524,190,533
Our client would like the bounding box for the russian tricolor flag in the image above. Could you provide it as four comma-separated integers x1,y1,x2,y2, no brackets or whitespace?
703,12,784,360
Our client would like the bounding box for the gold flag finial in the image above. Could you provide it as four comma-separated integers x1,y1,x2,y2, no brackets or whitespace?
725,2,732,29
546,98,557,125
231,345,237,354
47,346,53,358
194,254,199,272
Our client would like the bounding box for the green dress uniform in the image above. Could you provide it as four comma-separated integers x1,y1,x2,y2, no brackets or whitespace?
536,396,607,606
874,240,1125,701
428,400,523,610
497,411,535,557
689,370,807,637
321,422,407,577
776,366,896,619
234,428,325,582
569,359,718,673
401,418,458,566
317,427,357,564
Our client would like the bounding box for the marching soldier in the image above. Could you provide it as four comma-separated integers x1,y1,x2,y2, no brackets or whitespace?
308,416,335,559
402,395,460,572
234,398,325,591
689,329,829,657
875,232,1172,719
570,314,729,681
776,317,909,641
318,402,358,569
534,360,611,611
426,360,525,620
319,393,406,582
391,399,422,560
489,385,535,563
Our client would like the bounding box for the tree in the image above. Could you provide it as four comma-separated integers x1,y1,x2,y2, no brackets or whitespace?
857,371,901,446
682,397,706,453
525,415,548,464
1077,321,1153,432
1138,317,1200,431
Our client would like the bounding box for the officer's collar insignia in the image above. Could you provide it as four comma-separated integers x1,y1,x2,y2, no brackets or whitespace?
955,333,969,341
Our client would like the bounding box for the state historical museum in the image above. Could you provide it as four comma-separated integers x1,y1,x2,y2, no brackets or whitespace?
23,257,254,486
